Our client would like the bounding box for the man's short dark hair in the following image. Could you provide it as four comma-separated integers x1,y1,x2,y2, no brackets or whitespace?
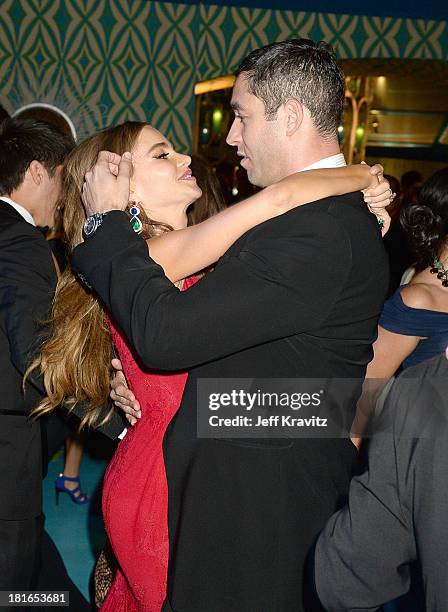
0,117,75,195
236,39,345,138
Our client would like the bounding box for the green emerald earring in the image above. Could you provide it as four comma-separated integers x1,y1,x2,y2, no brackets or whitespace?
129,201,143,234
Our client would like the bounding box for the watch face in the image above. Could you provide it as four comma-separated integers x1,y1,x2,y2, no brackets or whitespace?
84,216,97,236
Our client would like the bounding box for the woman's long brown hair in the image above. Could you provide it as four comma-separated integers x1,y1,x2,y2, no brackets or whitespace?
28,122,226,429
28,122,171,428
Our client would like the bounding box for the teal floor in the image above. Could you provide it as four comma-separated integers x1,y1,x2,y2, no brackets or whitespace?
43,444,112,602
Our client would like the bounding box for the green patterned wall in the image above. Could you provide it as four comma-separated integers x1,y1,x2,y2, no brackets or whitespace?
1,0,447,151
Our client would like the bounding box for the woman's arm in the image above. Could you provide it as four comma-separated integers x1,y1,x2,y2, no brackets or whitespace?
367,326,421,380
351,324,421,448
149,164,389,282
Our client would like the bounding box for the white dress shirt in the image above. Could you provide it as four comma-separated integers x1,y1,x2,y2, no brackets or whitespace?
300,153,346,172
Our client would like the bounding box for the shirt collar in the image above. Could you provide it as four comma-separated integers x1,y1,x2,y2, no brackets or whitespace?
300,153,347,172
0,197,36,226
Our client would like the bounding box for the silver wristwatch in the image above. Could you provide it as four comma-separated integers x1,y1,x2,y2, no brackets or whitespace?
83,212,108,238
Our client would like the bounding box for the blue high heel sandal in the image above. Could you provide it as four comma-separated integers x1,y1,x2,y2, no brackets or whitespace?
55,473,89,505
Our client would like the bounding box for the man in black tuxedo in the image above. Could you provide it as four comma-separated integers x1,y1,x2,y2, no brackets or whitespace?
0,118,125,605
72,40,390,611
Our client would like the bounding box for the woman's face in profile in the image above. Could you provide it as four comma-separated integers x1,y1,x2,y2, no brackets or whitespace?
130,125,202,225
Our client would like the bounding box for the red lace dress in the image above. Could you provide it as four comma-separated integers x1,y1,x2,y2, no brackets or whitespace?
100,276,197,611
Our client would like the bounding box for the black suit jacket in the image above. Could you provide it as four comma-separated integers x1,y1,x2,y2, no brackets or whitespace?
315,352,448,611
72,193,389,611
0,200,124,520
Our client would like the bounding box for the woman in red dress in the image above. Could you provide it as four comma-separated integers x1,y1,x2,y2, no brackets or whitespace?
31,121,390,611
101,275,198,611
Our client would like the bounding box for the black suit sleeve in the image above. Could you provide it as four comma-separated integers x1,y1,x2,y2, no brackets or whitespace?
314,379,418,611
67,402,126,440
72,210,351,370
0,224,57,381
0,223,125,440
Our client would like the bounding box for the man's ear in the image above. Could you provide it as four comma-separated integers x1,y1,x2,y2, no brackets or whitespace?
27,160,47,186
283,99,304,136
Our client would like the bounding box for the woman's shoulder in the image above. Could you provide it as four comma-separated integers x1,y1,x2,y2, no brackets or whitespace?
399,283,437,311
380,282,448,336
400,280,448,314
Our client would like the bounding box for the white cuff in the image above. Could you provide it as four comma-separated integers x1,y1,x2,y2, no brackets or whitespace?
117,428,128,440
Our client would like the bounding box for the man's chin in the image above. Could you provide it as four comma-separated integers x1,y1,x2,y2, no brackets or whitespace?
248,176,266,188
245,168,262,188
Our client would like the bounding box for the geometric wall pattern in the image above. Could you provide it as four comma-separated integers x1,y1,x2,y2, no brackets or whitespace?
1,0,447,151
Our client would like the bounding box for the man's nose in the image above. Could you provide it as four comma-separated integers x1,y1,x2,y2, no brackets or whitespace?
226,119,240,147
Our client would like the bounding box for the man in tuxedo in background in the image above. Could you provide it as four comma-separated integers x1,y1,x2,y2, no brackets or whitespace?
73,40,390,611
0,118,124,609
